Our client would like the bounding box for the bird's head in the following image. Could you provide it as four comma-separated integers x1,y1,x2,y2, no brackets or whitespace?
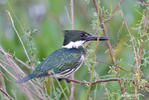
62,30,109,49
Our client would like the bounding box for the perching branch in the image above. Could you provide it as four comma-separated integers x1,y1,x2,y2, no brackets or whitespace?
61,77,121,85
61,77,149,89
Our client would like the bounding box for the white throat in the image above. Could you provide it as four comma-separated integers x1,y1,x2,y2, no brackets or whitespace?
62,41,85,49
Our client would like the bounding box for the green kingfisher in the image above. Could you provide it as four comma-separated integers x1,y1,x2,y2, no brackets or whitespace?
17,30,108,83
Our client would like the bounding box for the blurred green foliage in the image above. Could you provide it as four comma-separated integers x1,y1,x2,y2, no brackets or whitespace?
0,0,149,100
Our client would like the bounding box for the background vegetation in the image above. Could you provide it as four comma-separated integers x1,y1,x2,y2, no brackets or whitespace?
0,0,149,100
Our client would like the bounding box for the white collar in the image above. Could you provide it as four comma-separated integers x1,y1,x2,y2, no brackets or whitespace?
62,41,85,49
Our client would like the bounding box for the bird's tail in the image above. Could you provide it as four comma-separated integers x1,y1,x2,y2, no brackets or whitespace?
16,73,34,84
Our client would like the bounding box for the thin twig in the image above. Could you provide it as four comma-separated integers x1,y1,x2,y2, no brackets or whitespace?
0,88,13,100
0,47,26,78
40,77,149,90
138,6,149,65
56,78,69,100
87,68,95,100
137,4,149,100
65,6,71,25
93,0,116,66
0,47,43,99
70,0,74,29
86,0,101,99
120,8,139,71
113,21,124,48
0,50,41,99
61,77,149,89
61,77,125,85
0,71,10,83
6,11,31,63
119,7,140,100
96,59,130,73
13,56,31,69
70,0,75,100
0,47,31,69
0,63,17,80
104,0,125,23
93,0,126,95
0,71,10,100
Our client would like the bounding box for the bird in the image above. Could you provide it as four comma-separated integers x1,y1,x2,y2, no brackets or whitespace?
17,30,108,83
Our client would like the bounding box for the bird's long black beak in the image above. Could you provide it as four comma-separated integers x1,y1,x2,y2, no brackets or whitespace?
85,34,109,41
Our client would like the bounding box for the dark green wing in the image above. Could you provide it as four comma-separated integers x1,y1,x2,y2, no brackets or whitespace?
32,47,85,78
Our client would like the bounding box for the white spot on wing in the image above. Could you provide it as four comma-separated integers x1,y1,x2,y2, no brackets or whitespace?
62,41,85,49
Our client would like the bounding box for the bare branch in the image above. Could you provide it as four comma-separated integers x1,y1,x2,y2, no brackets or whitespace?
120,8,139,69
137,4,149,100
93,0,126,95
0,47,44,99
0,47,31,69
0,63,17,80
104,0,125,23
0,88,13,100
6,11,31,63
61,77,149,90
70,0,75,100
61,77,120,85
138,6,149,65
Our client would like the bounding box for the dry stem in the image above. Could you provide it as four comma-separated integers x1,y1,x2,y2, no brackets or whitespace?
93,0,126,95
104,0,125,23
7,11,31,63
138,6,149,65
70,0,75,100
0,88,13,100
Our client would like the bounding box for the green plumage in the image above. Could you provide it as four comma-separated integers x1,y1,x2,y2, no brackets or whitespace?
17,47,85,83
34,47,85,77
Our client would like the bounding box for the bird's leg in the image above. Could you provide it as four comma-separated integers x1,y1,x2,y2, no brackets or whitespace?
58,78,62,81
65,78,71,83
57,77,71,83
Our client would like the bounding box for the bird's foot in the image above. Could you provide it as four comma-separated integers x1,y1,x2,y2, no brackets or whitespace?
58,78,62,81
57,78,71,83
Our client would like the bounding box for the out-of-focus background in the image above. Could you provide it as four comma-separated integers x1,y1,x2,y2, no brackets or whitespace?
0,0,149,100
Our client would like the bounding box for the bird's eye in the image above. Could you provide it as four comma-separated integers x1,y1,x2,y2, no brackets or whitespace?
81,33,88,37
